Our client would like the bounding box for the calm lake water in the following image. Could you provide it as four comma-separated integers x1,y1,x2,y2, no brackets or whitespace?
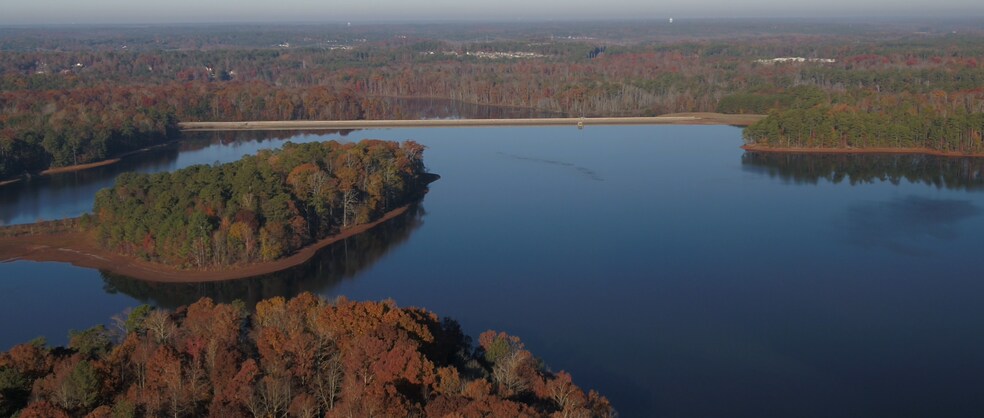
3,125,984,417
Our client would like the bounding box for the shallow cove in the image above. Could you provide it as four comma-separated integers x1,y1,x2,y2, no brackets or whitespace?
3,125,984,417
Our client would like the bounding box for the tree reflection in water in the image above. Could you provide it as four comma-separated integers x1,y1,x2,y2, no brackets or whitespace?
100,203,426,309
741,152,984,191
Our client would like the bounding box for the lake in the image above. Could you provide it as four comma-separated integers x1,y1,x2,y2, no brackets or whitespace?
3,125,984,417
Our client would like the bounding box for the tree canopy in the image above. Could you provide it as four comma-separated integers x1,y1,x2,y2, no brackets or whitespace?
4,24,984,179
91,140,428,268
0,293,615,417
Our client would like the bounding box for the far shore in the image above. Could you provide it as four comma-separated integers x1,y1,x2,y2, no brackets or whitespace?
179,113,765,131
39,158,121,175
0,138,180,187
0,205,411,283
0,114,760,187
741,144,984,158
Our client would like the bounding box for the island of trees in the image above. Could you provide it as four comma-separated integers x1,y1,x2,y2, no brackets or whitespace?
90,139,429,269
0,293,615,417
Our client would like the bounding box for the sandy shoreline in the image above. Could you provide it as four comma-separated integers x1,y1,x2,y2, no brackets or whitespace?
179,113,764,131
741,144,984,158
39,158,121,175
0,139,181,187
0,205,411,283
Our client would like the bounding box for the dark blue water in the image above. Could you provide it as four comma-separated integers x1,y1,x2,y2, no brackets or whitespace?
3,125,984,417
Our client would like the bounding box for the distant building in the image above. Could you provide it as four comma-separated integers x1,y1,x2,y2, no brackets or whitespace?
669,18,673,23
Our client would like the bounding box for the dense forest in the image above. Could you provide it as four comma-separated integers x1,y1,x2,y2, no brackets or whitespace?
2,22,984,179
742,88,984,153
0,82,365,179
0,293,615,417
91,140,429,268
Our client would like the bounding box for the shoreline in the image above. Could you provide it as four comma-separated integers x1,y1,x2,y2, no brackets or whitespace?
179,114,764,131
39,158,121,175
0,204,412,283
0,139,180,187
0,178,22,187
0,115,758,187
741,144,984,158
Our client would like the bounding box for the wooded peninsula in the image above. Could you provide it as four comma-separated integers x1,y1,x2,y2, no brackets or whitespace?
0,293,615,417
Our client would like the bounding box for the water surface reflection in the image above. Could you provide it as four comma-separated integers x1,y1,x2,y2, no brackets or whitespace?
839,196,981,256
101,203,426,309
741,152,984,191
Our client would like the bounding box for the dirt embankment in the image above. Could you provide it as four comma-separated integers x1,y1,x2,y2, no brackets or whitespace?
0,139,181,187
658,113,764,126
179,114,765,131
0,205,411,283
39,159,121,175
741,143,984,158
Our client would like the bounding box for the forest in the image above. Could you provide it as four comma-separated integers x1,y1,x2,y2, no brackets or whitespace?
97,203,426,309
91,140,429,268
741,87,984,153
0,293,615,417
0,82,365,179
3,21,984,179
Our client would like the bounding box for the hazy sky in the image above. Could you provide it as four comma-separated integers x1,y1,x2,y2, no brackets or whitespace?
3,0,983,25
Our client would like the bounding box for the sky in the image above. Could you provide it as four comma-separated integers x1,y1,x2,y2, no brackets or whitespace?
2,0,983,25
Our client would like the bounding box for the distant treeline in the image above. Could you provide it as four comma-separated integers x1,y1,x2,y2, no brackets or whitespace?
0,82,367,179
0,293,615,417
91,140,427,268
3,26,984,180
742,87,984,153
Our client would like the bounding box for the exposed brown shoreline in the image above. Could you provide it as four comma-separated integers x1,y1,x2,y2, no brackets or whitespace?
0,139,180,187
0,205,411,283
178,114,764,131
39,158,121,175
741,143,984,158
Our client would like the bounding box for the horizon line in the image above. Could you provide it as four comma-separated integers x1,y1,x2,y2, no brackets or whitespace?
2,15,983,28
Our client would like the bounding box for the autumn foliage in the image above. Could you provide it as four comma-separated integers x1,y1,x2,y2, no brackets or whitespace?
0,81,367,179
0,294,615,417
742,87,984,153
4,24,984,179
90,140,430,268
